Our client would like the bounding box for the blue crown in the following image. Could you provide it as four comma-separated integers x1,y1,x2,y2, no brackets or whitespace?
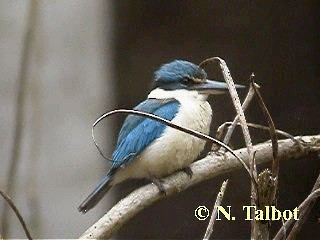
154,60,207,83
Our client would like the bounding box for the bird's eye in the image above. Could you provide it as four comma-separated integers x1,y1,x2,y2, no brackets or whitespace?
182,77,194,85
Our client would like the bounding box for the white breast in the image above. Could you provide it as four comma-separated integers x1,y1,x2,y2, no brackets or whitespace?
113,89,212,184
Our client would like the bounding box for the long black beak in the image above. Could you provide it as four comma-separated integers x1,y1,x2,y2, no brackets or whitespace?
189,79,245,94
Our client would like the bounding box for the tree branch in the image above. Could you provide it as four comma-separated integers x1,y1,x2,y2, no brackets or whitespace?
273,188,320,240
79,134,320,239
250,80,280,240
252,81,279,178
0,189,32,240
275,170,320,240
92,109,251,175
203,179,229,240
217,75,256,148
218,122,302,148
202,57,257,237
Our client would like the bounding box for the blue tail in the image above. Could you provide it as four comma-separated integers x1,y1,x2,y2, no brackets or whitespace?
78,173,113,213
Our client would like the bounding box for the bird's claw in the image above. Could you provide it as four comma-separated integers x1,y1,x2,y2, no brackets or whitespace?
151,177,167,196
181,167,193,179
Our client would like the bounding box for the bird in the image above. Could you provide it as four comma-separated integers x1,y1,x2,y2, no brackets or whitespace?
78,59,244,213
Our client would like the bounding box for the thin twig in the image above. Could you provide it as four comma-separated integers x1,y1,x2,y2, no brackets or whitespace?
203,180,229,240
249,79,279,240
79,135,320,239
273,188,320,240
286,173,320,240
92,109,251,175
218,122,302,148
218,74,256,147
281,217,286,240
252,81,279,178
200,57,257,237
201,58,255,162
0,189,32,240
2,1,38,236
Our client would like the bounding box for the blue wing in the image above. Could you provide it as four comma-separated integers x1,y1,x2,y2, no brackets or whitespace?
111,98,180,169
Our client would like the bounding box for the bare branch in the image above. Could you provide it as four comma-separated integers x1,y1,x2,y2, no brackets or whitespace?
273,188,320,240
201,57,257,236
217,75,256,147
2,0,39,236
92,109,251,175
200,58,254,159
286,173,320,240
0,189,32,240
246,79,279,240
218,122,302,148
281,217,286,240
200,58,256,182
252,81,279,178
79,135,320,239
203,180,229,240
212,58,254,156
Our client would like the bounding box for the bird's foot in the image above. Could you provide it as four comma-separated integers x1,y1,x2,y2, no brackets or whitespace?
181,167,193,179
150,177,166,196
211,149,225,156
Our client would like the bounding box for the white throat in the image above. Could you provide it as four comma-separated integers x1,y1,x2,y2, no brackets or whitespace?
148,88,208,102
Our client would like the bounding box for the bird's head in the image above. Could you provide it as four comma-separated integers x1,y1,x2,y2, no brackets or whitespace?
153,60,244,95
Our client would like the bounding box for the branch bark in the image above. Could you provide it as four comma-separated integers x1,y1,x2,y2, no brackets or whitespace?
273,188,320,240
203,179,229,240
79,134,320,239
217,76,256,148
0,189,32,240
251,80,279,239
92,109,251,175
274,170,320,240
210,57,257,238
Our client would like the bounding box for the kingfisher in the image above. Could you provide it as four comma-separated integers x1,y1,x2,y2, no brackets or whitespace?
78,60,244,213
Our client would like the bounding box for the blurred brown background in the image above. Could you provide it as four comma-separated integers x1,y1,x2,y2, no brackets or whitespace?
0,0,319,239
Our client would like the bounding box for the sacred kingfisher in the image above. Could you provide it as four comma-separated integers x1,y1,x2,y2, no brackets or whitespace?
79,60,244,213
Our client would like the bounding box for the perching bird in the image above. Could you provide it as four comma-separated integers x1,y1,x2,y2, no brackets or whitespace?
78,60,244,213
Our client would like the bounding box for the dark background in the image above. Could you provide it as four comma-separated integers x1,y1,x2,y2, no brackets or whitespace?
110,0,319,239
